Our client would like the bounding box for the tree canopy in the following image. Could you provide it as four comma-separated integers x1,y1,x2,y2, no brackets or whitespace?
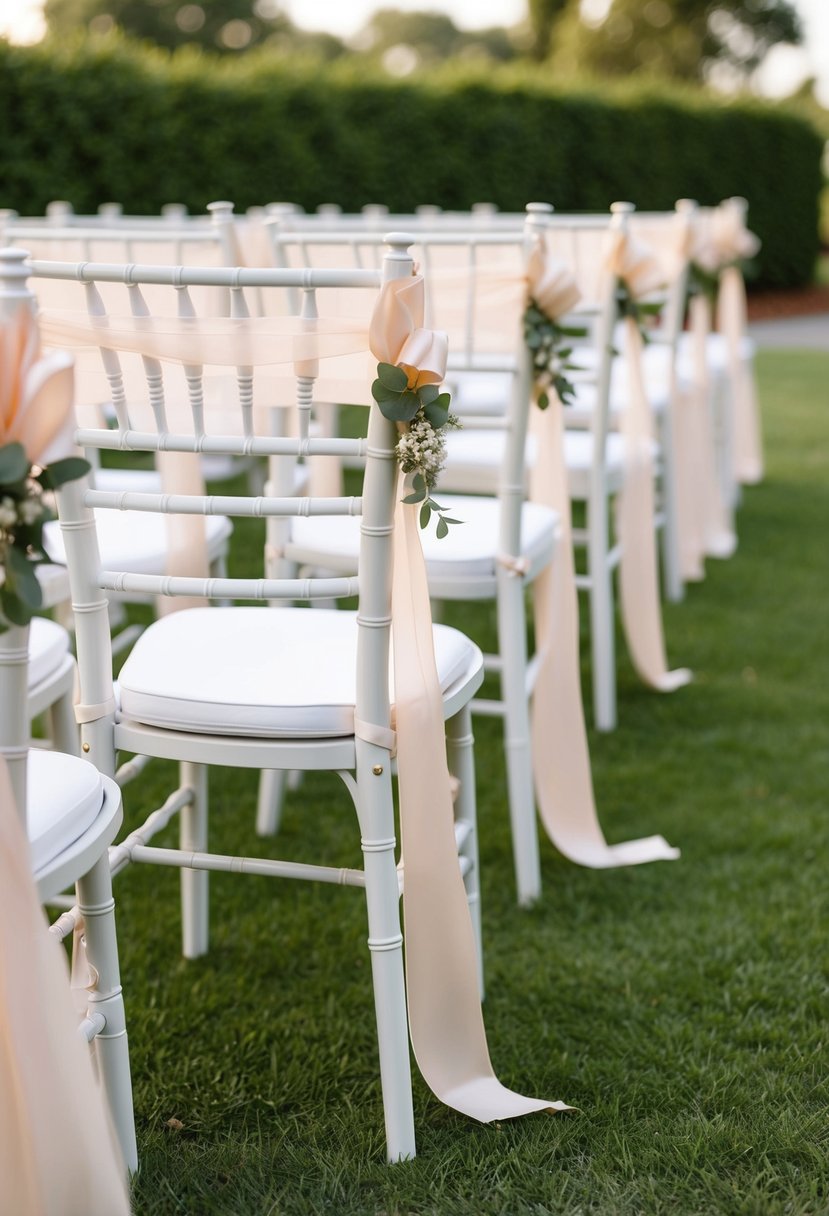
40,0,804,87
42,0,345,55
541,0,802,83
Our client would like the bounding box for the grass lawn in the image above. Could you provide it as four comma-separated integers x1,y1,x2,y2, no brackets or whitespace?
120,347,829,1215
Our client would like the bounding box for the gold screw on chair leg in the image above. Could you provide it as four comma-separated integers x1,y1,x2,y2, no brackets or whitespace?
372,765,383,775
82,743,90,753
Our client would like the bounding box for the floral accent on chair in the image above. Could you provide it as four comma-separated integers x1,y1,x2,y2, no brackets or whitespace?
0,308,89,631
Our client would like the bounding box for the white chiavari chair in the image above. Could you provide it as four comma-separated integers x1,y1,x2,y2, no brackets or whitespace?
17,240,486,1162
263,211,560,906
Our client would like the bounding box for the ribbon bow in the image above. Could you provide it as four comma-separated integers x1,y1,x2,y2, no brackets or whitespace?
526,237,582,319
692,199,761,276
368,273,448,385
711,198,761,268
605,227,668,301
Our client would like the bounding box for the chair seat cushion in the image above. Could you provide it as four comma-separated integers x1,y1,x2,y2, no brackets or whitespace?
286,497,557,582
563,431,628,499
44,509,232,574
27,750,105,872
447,369,512,417
28,617,71,689
677,330,755,372
441,427,631,499
118,606,479,738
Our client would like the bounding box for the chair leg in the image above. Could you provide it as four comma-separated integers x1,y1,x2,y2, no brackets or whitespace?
255,769,289,836
354,750,415,1163
446,703,483,999
48,686,80,756
589,502,617,733
179,761,208,959
76,854,138,1173
496,573,541,905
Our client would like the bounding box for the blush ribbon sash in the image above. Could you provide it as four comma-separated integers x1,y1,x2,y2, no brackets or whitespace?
0,305,76,465
374,273,569,1120
0,756,130,1215
527,247,679,867
717,263,764,485
605,229,692,694
695,199,764,485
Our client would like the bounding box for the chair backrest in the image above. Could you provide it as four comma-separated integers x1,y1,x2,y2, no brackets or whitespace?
1,241,416,770
262,203,631,504
261,213,546,543
0,203,238,310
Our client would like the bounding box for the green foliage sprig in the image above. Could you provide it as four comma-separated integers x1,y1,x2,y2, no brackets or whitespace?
615,283,664,345
688,256,759,308
371,362,461,538
687,262,720,306
0,442,90,632
523,300,587,409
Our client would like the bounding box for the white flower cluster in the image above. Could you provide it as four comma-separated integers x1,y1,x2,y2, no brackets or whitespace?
395,414,448,491
0,484,47,534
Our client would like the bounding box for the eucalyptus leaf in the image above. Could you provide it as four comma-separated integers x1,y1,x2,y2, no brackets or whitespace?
0,587,34,626
435,517,448,540
7,545,43,610
419,502,431,530
37,456,91,489
379,391,420,423
417,383,440,407
403,487,426,504
0,443,30,485
371,379,404,406
423,400,449,429
376,362,409,392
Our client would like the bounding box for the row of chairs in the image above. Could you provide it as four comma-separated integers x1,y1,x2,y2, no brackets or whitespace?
0,195,761,1179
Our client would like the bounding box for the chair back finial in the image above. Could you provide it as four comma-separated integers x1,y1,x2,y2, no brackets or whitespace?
0,247,34,317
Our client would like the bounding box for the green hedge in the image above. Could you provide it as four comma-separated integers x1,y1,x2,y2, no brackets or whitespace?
0,39,823,287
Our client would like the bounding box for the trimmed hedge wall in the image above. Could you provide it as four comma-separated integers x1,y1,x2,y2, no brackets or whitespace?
0,39,823,287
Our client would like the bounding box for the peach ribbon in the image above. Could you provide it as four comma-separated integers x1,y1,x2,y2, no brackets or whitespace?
605,231,692,693
376,273,569,1120
0,305,75,466
37,310,378,615
694,200,764,485
0,756,130,1215
717,264,764,485
526,249,679,867
690,293,736,562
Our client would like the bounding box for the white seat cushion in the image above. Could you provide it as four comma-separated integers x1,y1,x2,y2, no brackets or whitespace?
447,369,512,417
677,330,755,374
118,606,479,738
564,431,627,499
44,509,232,574
441,426,631,502
286,496,557,583
28,617,71,689
441,430,511,495
27,750,105,871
